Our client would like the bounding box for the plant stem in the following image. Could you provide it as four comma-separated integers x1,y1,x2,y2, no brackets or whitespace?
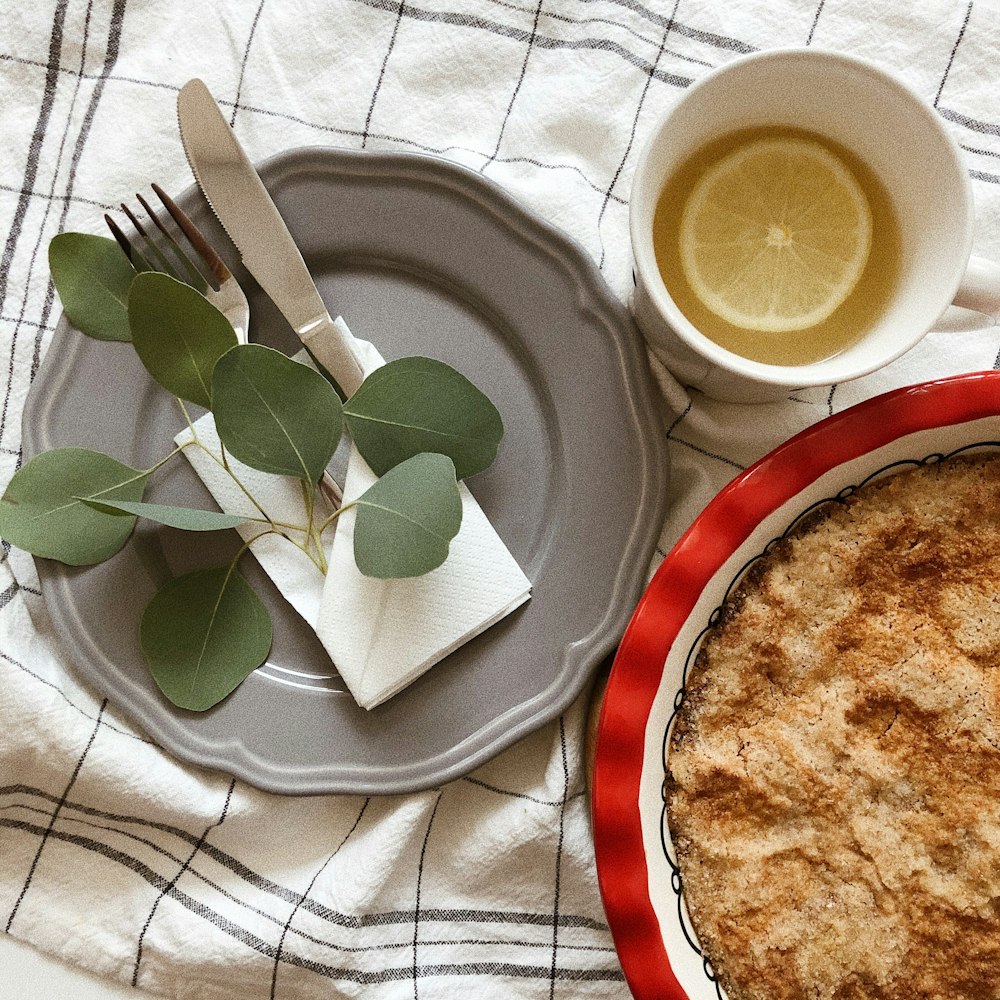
318,501,357,535
185,437,271,522
173,398,327,575
88,450,182,499
299,478,323,570
141,445,184,477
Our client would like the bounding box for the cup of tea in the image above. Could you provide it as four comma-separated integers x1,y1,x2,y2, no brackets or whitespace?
630,48,1000,403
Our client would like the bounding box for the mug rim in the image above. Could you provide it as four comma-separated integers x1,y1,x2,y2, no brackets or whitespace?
629,46,976,390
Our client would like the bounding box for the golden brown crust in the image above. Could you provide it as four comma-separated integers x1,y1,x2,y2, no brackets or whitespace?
667,454,1000,1000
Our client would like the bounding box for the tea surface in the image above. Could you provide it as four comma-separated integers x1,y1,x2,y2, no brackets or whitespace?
652,126,902,366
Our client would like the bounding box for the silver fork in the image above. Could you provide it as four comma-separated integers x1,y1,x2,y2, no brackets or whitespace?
106,186,342,506
105,184,249,344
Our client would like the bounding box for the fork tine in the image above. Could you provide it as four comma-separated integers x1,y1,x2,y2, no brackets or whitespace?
151,183,233,287
120,201,182,280
104,213,154,272
135,190,212,292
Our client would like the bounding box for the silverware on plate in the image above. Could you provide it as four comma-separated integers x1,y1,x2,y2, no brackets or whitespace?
105,184,343,505
176,77,367,399
105,184,250,344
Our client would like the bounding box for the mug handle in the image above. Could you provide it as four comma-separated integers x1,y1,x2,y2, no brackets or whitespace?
954,255,1000,318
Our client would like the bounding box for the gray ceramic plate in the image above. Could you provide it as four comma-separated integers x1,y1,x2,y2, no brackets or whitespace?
23,147,669,795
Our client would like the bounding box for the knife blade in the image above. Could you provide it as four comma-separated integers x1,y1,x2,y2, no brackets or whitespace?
176,77,365,397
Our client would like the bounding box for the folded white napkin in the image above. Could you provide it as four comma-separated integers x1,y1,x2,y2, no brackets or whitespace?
177,321,531,709
175,417,336,626
314,334,532,708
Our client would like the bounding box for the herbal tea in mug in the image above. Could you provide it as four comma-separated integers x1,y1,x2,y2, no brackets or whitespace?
651,125,902,367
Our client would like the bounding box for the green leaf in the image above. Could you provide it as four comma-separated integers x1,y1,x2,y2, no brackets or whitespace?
49,233,137,342
79,498,251,532
212,344,343,482
140,565,272,711
0,448,147,565
352,452,462,578
128,271,238,407
343,357,503,479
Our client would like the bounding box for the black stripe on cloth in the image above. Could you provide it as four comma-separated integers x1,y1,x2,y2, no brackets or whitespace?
0,180,115,211
27,0,128,385
0,0,93,420
0,581,20,610
665,397,693,438
3,0,97,441
962,141,1000,160
6,787,619,962
270,798,371,999
484,0,546,168
1,0,127,445
669,436,746,471
0,57,630,204
132,779,237,987
1,314,56,331
939,106,1000,137
413,791,443,999
971,168,1000,184
805,0,825,45
485,0,713,67
347,0,694,89
548,716,570,999
0,818,625,985
4,699,107,932
0,650,154,743
0,784,611,932
0,0,69,316
461,775,586,806
0,51,182,98
227,99,630,199
1,797,339,954
596,0,678,269
230,0,266,127
0,0,70,446
363,0,406,149
605,0,755,53
0,65,627,205
934,0,973,107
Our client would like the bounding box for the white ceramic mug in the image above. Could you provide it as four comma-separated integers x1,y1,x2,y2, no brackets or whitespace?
630,48,1000,403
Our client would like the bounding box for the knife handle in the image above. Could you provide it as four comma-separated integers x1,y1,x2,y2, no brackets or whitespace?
298,313,367,399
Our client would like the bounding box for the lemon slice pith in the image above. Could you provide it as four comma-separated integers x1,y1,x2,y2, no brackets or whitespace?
678,137,873,334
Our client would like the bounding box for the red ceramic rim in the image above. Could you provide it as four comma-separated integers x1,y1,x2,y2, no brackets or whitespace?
591,371,1000,998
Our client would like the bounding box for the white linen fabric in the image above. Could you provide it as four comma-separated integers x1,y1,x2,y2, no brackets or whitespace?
1,1,998,998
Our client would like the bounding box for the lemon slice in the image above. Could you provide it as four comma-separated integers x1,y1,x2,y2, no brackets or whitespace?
678,136,873,333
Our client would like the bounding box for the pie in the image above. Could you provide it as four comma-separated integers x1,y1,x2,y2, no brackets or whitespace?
667,454,1000,1000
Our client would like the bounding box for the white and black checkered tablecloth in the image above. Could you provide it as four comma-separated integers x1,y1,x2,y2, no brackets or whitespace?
2,2,999,997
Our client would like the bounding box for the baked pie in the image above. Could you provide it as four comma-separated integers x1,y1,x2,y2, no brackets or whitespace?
667,454,1000,1000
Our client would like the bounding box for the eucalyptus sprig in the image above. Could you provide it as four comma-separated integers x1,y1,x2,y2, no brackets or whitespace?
0,232,504,711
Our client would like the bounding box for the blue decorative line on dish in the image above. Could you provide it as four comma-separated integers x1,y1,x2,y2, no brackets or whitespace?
657,440,1000,997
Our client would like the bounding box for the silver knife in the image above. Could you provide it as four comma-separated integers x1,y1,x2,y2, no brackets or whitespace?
176,77,366,398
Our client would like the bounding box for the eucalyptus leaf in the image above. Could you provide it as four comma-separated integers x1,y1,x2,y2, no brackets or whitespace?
343,357,504,479
79,498,251,532
140,565,272,711
0,448,147,565
352,452,462,578
49,233,137,342
212,344,343,482
128,271,237,407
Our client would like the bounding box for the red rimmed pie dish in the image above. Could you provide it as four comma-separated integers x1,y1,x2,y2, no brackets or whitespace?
591,371,1000,999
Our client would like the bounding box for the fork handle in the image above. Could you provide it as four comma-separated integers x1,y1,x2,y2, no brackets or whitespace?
297,313,367,399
